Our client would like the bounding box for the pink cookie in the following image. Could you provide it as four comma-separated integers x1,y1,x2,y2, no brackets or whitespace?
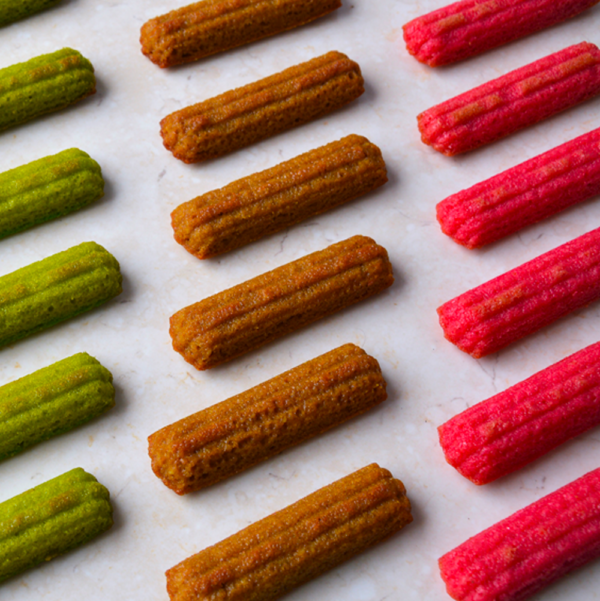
438,227,600,357
418,42,600,156
437,127,600,248
439,467,600,601
404,0,600,67
439,342,600,484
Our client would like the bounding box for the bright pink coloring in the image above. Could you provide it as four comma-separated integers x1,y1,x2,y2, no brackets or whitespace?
439,467,600,601
437,127,600,248
418,42,600,156
437,227,600,357
439,342,600,484
403,0,600,67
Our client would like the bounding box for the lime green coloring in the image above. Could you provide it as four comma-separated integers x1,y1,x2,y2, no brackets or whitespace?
0,352,114,461
0,47,95,131
0,0,62,27
0,241,122,347
0,148,104,239
0,468,112,582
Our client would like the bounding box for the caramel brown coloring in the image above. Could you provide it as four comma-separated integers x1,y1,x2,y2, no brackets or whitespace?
171,134,387,258
149,344,387,494
140,0,341,68
160,51,364,163
165,463,412,601
169,235,394,369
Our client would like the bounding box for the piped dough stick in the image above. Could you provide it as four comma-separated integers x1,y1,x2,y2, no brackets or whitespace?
166,464,412,601
0,468,112,583
436,127,600,248
0,0,62,27
403,0,600,67
0,353,114,462
438,341,600,485
418,42,600,156
160,51,364,163
439,467,600,601
0,241,122,348
0,148,104,240
171,134,387,259
141,0,341,68
169,235,393,370
437,227,600,358
0,48,95,132
149,344,387,494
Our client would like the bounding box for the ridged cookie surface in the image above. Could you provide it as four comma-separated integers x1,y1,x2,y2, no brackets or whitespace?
0,48,95,132
0,468,112,582
0,0,61,27
141,0,341,67
160,51,364,163
166,464,411,601
171,134,387,258
0,148,104,239
149,344,387,493
0,241,122,348
0,353,114,462
169,235,393,369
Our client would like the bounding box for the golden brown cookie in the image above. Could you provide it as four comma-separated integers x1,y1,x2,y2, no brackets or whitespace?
160,51,364,163
171,135,387,259
149,344,387,494
169,235,394,369
141,0,341,68
166,463,412,601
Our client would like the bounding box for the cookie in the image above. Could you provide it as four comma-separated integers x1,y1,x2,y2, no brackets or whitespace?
141,0,341,67
418,42,600,155
0,353,114,461
0,241,122,348
0,48,95,132
0,148,104,239
166,464,412,601
0,468,112,582
160,51,364,163
170,235,393,369
149,344,387,493
171,135,387,258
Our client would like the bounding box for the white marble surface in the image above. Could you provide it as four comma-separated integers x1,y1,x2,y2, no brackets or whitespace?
1,1,600,599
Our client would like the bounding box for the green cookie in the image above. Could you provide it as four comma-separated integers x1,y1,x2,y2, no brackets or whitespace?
0,48,95,131
0,0,62,27
0,468,113,582
0,352,115,461
0,241,122,347
0,148,104,239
